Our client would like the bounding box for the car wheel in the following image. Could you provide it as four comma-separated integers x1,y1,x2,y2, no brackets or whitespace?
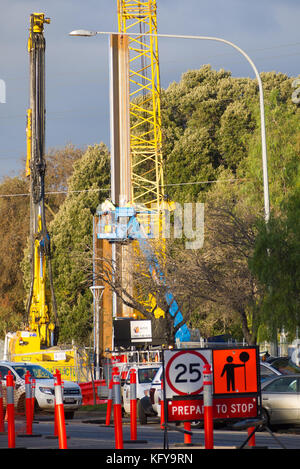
137,399,147,425
258,408,270,430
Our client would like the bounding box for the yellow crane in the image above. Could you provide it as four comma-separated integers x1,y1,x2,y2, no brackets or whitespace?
26,13,58,348
5,14,88,381
117,0,165,210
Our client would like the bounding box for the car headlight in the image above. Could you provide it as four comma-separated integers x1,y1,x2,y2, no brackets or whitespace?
39,386,54,395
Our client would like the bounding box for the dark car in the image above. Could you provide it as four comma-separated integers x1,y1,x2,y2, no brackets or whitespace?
266,357,300,375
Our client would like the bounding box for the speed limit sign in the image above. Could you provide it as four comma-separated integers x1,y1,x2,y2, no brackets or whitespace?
163,349,212,398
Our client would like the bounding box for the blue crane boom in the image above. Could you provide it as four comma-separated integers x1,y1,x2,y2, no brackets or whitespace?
96,204,191,343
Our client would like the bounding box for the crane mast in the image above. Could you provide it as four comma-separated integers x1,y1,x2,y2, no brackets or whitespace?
26,13,58,348
117,0,164,210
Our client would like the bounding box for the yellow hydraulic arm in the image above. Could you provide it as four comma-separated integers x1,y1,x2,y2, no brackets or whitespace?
26,13,58,348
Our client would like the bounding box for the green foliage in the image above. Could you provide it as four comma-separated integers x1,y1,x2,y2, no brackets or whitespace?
249,182,300,338
0,177,29,335
49,143,110,345
160,65,299,341
161,66,260,201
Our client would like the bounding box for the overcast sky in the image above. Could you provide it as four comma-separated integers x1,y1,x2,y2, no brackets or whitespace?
0,0,299,180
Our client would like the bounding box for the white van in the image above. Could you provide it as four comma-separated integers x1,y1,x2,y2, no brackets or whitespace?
0,361,82,419
122,364,160,421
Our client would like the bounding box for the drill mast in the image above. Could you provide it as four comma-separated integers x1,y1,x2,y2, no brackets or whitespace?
26,13,58,348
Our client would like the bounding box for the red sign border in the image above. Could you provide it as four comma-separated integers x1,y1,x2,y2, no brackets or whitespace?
165,350,210,396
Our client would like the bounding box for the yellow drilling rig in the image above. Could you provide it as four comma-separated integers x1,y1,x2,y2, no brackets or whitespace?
4,14,88,382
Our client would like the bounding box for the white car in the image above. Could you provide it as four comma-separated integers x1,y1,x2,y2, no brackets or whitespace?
122,364,160,422
0,361,82,419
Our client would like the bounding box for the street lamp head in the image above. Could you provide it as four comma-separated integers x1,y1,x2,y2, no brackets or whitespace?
69,29,97,37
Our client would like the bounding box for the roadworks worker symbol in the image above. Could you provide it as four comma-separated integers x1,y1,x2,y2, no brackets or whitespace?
212,348,258,395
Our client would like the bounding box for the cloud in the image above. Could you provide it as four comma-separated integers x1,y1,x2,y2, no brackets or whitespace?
0,0,299,178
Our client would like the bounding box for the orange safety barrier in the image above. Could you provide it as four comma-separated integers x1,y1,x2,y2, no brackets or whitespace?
25,371,33,435
6,371,15,448
0,373,4,433
31,378,36,422
112,372,123,449
54,369,68,449
79,380,107,406
105,379,113,425
130,369,137,441
203,363,214,450
184,422,192,445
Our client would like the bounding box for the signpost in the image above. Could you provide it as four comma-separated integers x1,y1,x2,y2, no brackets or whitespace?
162,346,260,449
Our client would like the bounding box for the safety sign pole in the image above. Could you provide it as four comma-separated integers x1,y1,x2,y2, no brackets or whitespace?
54,369,68,449
160,377,165,430
18,373,41,439
25,371,32,435
6,371,15,448
0,373,5,434
112,372,123,449
203,363,214,449
184,422,192,445
130,369,137,440
31,378,36,422
105,378,113,426
247,426,256,447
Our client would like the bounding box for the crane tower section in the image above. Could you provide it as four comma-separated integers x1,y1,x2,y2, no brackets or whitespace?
117,0,164,211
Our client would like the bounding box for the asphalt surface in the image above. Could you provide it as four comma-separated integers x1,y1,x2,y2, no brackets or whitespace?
0,411,299,455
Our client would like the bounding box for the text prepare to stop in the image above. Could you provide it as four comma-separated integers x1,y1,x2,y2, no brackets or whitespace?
167,396,257,422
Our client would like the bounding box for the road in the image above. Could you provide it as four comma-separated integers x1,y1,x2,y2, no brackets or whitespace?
0,413,299,453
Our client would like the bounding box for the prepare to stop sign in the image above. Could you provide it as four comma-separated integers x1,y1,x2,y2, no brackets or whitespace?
164,349,212,398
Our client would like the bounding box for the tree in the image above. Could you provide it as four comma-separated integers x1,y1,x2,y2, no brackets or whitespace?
160,65,259,201
162,183,264,345
44,144,84,217
0,177,29,335
249,184,300,340
49,143,110,344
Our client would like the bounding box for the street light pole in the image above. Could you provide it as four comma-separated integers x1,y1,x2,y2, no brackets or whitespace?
90,285,105,380
69,29,270,223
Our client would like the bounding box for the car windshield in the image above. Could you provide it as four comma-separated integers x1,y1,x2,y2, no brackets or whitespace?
138,368,159,384
12,365,54,380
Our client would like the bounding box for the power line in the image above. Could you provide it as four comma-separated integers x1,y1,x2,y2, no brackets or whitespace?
0,187,110,198
0,178,247,198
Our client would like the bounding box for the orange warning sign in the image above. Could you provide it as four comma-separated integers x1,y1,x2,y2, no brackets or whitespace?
212,348,258,395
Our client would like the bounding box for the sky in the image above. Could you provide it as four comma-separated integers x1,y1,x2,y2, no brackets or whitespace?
0,0,299,180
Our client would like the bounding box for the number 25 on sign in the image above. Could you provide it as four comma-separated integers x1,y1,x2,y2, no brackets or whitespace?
164,349,212,398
